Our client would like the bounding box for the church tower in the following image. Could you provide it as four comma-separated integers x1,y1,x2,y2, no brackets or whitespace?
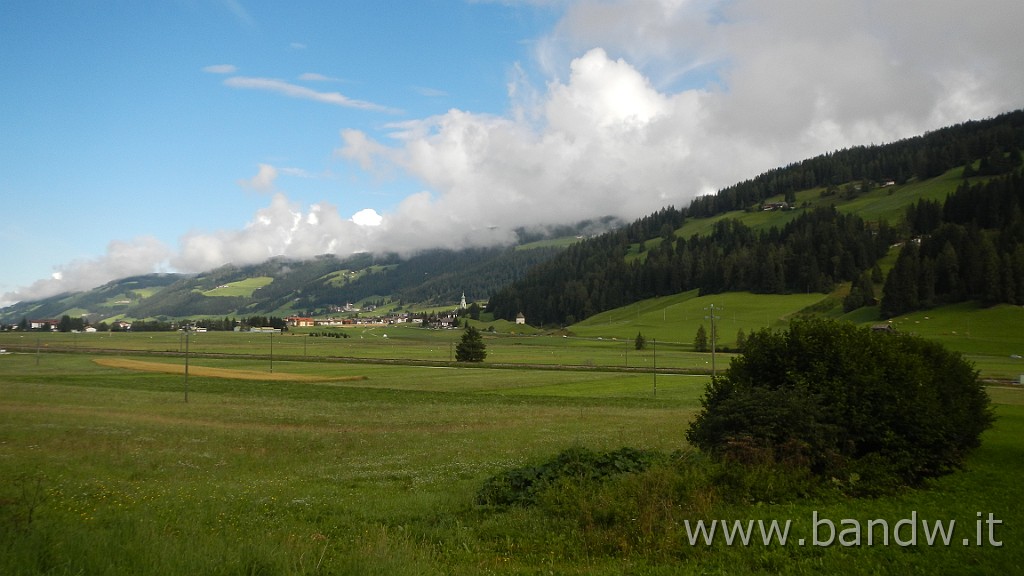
459,292,467,309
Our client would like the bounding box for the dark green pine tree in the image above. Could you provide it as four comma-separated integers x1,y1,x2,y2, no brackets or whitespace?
844,270,877,312
735,329,746,351
634,332,647,351
694,324,709,352
455,325,487,362
880,242,920,318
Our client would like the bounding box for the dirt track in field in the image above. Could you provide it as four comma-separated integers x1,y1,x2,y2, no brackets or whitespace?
93,358,366,382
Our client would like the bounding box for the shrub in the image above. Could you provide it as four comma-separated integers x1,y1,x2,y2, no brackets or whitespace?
475,447,662,507
686,318,994,495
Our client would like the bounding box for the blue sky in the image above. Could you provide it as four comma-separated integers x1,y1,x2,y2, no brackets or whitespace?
3,1,1023,307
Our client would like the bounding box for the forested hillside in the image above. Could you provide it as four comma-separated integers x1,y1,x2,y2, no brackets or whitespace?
112,245,568,319
489,110,1024,326
688,110,1024,217
880,167,1024,317
290,246,564,311
487,208,896,325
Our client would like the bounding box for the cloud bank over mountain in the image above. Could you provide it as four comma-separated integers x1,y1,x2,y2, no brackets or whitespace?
5,0,1023,307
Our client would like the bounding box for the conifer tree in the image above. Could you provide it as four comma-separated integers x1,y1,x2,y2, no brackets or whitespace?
694,325,708,352
455,325,487,362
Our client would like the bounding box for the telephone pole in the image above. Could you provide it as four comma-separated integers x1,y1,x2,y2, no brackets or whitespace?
704,304,721,377
183,328,190,403
652,338,657,398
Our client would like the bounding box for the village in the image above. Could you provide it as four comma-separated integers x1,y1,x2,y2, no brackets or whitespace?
9,292,529,334
283,292,526,331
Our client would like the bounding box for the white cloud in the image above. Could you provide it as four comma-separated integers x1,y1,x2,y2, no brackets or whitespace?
351,209,383,226
414,86,449,97
335,47,712,240
237,163,278,192
278,166,320,179
222,0,256,28
223,76,400,113
298,72,339,82
545,0,1024,145
171,194,374,272
203,64,238,74
2,237,173,306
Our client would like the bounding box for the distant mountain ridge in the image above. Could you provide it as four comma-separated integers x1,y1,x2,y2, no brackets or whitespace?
0,219,619,323
4,110,1022,326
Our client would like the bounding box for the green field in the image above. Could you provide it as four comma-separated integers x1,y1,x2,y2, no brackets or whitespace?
2,289,1022,573
202,277,275,298
2,285,1022,382
1,345,1021,574
570,290,827,343
839,302,1024,380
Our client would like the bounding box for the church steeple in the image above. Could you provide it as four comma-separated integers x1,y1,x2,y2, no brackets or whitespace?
459,292,467,309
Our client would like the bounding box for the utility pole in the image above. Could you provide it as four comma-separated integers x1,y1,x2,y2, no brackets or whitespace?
184,328,190,403
652,338,657,398
704,304,721,377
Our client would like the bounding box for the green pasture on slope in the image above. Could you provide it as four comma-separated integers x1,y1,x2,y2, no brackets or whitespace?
842,302,1024,380
200,276,274,297
672,166,969,242
572,290,835,344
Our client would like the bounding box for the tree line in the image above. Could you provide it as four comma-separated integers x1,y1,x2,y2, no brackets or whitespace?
880,167,1024,317
687,110,1024,217
14,315,289,333
488,207,896,326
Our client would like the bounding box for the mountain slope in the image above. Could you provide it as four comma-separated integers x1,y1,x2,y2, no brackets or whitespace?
1,274,183,323
0,243,570,323
488,110,1024,326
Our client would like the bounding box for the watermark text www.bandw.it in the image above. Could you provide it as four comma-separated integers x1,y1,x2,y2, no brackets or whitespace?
683,511,1003,547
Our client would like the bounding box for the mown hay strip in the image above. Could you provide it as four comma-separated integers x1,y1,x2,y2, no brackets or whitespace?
93,358,366,382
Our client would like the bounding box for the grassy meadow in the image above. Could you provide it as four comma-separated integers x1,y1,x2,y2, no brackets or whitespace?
669,165,968,242
2,302,1023,574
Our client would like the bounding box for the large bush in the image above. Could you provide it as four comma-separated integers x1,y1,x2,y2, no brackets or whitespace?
686,319,993,494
